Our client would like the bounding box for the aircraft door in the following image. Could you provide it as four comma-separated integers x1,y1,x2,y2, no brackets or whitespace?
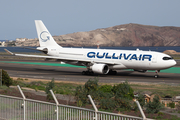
152,55,157,63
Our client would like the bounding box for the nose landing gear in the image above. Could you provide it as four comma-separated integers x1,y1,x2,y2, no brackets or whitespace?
154,70,160,78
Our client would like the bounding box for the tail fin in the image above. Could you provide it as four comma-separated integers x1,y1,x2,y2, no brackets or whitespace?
35,20,62,48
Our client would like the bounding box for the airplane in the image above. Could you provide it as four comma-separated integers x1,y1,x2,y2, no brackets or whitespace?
5,20,177,78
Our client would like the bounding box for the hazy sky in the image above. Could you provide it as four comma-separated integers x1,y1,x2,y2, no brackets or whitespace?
0,0,180,40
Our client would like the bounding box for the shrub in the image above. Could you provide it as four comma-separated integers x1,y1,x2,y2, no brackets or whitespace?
137,94,145,108
113,81,134,100
89,90,113,102
145,95,164,113
112,81,134,110
169,102,175,108
45,78,55,101
75,85,87,104
84,78,98,92
77,100,83,107
100,98,116,110
75,79,136,111
2,69,12,87
99,84,112,93
115,97,132,111
132,102,138,112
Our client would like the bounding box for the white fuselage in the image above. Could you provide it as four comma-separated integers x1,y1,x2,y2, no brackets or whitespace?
47,47,176,71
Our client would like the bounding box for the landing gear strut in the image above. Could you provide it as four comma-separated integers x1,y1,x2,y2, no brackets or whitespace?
154,70,160,78
82,70,94,75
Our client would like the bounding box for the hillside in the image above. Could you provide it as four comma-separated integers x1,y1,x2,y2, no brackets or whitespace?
15,23,180,47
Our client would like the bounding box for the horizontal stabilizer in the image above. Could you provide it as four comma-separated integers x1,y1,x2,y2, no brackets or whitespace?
4,49,15,55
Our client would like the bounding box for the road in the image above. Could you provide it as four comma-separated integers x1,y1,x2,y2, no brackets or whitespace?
0,59,180,84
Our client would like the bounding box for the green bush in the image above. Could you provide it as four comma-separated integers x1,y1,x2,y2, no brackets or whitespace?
137,94,145,108
75,79,136,111
113,81,134,100
112,81,134,110
100,98,116,110
169,102,175,108
2,69,12,87
99,84,112,93
145,95,164,113
89,90,113,102
84,78,98,92
75,85,87,104
115,97,132,111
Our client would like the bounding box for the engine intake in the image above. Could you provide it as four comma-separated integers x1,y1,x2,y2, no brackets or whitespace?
91,64,109,74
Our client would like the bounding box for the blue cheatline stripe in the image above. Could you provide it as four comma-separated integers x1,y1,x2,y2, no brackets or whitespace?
0,61,179,73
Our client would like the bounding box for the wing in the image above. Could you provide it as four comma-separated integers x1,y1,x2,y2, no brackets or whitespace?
4,49,117,65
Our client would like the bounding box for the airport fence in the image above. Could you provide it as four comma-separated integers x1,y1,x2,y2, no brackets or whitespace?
0,85,151,120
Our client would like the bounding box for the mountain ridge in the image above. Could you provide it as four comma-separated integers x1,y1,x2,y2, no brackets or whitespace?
15,23,180,47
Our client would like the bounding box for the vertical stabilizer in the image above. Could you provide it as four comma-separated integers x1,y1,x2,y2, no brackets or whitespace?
35,20,62,48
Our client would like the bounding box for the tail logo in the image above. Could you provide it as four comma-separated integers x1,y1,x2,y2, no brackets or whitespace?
40,31,50,42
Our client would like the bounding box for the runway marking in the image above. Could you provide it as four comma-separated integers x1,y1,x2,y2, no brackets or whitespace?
0,61,85,68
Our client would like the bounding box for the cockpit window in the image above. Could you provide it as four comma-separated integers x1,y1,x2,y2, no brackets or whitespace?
163,57,173,60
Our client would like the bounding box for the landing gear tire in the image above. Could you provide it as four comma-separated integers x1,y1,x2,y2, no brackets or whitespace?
154,75,159,78
108,70,117,75
82,71,86,75
82,71,94,75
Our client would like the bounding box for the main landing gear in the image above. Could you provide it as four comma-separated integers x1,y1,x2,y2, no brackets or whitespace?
154,70,160,78
108,70,117,75
82,70,94,75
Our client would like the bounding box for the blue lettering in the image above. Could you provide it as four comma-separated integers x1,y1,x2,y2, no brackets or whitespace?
142,55,152,61
130,54,138,60
87,52,95,58
112,53,118,59
139,54,142,60
105,53,111,59
123,54,131,60
97,52,105,58
119,53,122,59
87,52,152,61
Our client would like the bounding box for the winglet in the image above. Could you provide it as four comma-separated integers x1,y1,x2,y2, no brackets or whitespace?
4,49,15,55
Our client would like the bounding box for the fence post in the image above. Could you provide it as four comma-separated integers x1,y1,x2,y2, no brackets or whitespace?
134,100,146,120
88,95,98,120
17,85,26,120
50,90,59,120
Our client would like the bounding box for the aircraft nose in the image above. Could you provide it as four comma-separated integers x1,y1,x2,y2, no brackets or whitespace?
173,60,177,66
170,60,177,67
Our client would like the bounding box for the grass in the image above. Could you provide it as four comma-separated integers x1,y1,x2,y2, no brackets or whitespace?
12,78,79,95
130,83,180,97
171,55,180,60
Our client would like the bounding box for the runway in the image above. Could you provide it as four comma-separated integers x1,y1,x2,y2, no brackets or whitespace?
0,59,180,84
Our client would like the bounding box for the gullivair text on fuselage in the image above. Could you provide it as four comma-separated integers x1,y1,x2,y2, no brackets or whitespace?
87,52,152,61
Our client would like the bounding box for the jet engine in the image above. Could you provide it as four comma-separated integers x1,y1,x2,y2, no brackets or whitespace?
91,64,109,74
